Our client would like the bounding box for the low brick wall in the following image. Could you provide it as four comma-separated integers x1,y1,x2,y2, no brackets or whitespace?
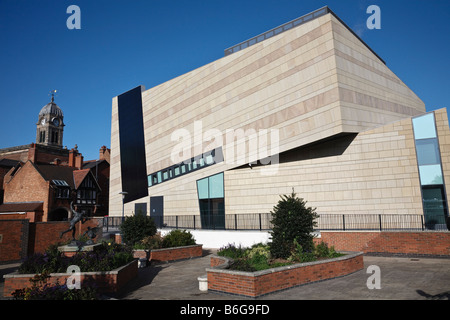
3,259,138,298
133,244,203,263
0,218,102,263
316,231,450,257
0,220,29,263
206,252,364,298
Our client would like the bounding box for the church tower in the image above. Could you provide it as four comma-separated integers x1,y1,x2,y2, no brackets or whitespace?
36,90,65,148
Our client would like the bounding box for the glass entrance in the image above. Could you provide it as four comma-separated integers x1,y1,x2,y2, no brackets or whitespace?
422,185,448,229
197,172,225,229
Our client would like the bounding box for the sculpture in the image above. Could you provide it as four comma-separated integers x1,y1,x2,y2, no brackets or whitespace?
60,202,88,241
81,226,100,245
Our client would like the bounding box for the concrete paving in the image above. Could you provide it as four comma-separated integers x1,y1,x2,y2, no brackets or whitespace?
2,250,449,300
117,250,450,300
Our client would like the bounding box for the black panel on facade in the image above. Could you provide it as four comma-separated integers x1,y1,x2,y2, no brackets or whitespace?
117,86,148,203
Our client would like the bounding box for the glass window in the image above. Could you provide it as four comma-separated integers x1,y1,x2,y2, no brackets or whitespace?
163,170,168,181
205,154,214,165
197,178,209,200
419,164,443,185
181,164,186,174
416,139,440,166
157,171,162,183
174,166,180,176
148,175,153,187
209,173,224,198
412,113,437,140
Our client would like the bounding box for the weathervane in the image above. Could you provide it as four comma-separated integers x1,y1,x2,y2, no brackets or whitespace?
49,89,58,102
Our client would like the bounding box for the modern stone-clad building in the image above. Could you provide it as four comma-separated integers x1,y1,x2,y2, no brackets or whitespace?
109,7,450,230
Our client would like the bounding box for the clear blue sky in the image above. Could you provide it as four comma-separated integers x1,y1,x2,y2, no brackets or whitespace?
1,0,449,161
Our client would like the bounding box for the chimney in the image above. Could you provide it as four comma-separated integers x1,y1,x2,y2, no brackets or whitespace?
69,148,76,167
99,145,110,163
27,143,37,163
75,153,84,169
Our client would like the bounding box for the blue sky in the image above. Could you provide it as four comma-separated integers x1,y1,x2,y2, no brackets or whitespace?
0,0,449,161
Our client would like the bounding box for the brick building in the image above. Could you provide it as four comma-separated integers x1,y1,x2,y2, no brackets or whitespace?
0,94,110,221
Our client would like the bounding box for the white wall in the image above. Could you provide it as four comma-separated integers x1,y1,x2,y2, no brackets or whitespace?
158,228,271,249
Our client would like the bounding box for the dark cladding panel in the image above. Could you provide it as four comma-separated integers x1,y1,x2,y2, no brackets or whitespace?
117,86,148,203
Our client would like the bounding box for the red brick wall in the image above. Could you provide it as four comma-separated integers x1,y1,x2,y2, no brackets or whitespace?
29,219,100,255
3,259,138,297
0,219,29,263
0,218,101,263
316,231,450,256
3,162,50,220
149,245,202,263
207,253,364,298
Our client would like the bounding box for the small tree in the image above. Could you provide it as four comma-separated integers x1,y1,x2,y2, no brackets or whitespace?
269,190,319,259
120,214,157,246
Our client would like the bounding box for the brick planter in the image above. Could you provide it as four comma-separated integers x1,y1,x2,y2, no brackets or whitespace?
3,259,138,298
206,252,364,298
133,244,203,264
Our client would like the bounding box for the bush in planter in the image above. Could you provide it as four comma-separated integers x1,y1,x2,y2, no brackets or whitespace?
120,214,157,246
269,190,319,259
137,232,164,250
18,242,134,274
161,229,196,248
217,243,246,259
12,271,99,300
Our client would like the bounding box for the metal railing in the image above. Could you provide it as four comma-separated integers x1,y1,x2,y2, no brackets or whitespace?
224,6,329,56
102,213,449,232
317,214,449,231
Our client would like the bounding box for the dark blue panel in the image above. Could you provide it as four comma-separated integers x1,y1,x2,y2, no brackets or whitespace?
117,86,148,203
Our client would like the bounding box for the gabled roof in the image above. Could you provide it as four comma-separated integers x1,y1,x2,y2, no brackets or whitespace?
0,159,21,168
73,169,90,189
83,159,108,169
33,164,101,191
34,163,77,188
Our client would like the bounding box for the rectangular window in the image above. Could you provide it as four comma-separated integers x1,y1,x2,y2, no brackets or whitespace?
416,139,440,166
147,147,223,188
419,164,443,185
412,113,437,140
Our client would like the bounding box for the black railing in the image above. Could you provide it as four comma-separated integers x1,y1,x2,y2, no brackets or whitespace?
316,214,449,231
102,213,449,232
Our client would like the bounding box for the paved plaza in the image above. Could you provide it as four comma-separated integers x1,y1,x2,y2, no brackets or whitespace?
1,250,449,301
118,250,450,300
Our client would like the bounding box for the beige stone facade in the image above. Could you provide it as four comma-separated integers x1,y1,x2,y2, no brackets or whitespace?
109,8,448,229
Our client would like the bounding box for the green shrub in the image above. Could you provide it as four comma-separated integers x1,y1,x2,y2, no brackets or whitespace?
12,271,99,300
18,242,134,274
314,241,330,257
137,232,164,250
269,190,319,259
246,243,271,260
288,239,316,263
217,243,246,259
161,229,196,248
120,215,157,246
